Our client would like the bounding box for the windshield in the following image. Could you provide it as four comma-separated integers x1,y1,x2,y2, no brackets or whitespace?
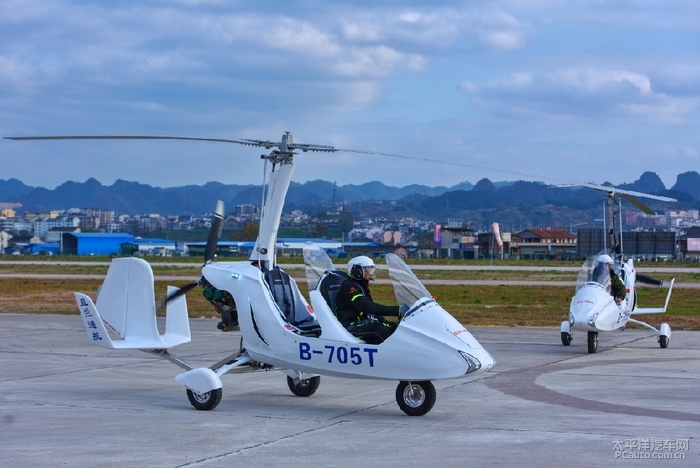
385,253,432,308
576,249,614,292
303,244,433,309
303,241,335,290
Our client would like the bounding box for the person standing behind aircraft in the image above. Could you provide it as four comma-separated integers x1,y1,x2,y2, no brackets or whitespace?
335,256,401,344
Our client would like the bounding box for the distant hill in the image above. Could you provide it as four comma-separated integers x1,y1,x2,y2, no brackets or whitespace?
672,171,700,200
0,172,697,224
0,177,470,214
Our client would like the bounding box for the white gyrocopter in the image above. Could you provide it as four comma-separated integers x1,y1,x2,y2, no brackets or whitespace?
7,132,495,416
560,187,676,353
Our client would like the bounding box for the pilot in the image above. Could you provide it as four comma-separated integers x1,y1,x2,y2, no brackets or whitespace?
598,254,626,305
335,256,401,344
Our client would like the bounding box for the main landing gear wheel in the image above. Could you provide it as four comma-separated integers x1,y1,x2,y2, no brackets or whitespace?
659,335,669,348
561,332,572,346
396,381,436,416
287,375,320,397
587,331,598,354
186,388,222,411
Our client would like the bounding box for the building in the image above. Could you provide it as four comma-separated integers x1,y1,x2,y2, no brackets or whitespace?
516,229,577,259
577,228,676,260
434,225,478,259
34,216,80,238
234,204,258,217
61,232,135,256
0,231,11,252
477,230,513,260
678,227,700,260
184,238,343,259
133,238,177,256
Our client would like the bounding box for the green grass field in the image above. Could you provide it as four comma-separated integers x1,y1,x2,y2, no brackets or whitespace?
1,274,698,330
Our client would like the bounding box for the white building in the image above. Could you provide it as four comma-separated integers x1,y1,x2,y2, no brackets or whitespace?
34,216,80,238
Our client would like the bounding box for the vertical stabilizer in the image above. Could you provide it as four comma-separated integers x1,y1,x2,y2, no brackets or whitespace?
75,258,191,349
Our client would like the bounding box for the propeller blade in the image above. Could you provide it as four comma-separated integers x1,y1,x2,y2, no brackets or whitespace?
636,274,664,286
204,200,224,263
620,193,655,215
155,282,200,313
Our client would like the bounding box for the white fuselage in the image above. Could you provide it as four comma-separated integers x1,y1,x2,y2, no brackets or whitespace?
202,261,495,381
569,259,636,333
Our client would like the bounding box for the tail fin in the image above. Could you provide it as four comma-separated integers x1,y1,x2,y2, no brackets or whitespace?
75,293,120,349
74,258,191,350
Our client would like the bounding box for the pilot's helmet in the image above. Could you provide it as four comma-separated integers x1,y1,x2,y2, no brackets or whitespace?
597,254,614,266
347,256,376,280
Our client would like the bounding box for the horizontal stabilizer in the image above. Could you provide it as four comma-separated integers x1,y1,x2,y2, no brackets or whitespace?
632,278,675,315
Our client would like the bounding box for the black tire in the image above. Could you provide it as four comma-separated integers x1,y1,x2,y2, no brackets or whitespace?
395,381,436,416
186,388,222,411
561,332,572,346
587,331,598,354
659,335,669,349
287,375,320,397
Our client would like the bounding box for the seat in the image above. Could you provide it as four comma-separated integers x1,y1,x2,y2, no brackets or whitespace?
264,265,320,333
309,271,361,342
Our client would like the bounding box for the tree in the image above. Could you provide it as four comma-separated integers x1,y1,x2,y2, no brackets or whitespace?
309,222,328,238
231,221,259,241
417,231,435,249
338,211,354,235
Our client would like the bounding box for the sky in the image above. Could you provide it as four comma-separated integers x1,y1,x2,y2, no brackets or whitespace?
1,0,699,191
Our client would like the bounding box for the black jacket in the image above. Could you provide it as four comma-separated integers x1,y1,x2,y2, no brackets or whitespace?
335,278,400,328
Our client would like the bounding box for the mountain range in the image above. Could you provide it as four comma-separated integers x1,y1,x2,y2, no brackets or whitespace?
1,172,699,227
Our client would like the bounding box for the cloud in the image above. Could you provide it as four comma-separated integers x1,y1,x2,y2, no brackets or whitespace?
2,1,698,190
462,68,700,123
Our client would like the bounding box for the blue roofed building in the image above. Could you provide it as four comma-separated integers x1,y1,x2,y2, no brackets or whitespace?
28,243,60,255
61,232,135,256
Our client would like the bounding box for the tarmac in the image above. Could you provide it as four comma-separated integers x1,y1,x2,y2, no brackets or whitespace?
1,314,698,468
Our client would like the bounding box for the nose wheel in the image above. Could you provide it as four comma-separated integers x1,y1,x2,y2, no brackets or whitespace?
561,332,572,346
587,331,598,353
396,381,436,416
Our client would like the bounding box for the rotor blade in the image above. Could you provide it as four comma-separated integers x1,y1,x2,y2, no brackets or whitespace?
636,274,664,286
4,135,338,152
204,200,224,263
155,282,199,313
4,135,256,145
5,134,677,203
334,148,677,203
619,193,656,215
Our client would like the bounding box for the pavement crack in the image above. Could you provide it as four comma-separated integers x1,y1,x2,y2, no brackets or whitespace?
175,420,349,467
